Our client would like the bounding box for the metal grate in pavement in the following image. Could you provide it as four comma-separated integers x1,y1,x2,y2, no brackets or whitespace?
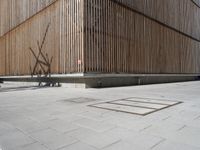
61,97,97,103
89,97,182,116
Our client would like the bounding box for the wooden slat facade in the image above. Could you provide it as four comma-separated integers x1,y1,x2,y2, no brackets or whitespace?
0,0,57,37
84,0,200,74
0,0,84,76
114,0,200,41
0,0,200,76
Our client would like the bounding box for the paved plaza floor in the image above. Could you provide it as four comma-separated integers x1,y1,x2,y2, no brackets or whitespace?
0,81,200,150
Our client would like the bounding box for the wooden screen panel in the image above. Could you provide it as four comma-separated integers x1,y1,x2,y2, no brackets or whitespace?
84,0,200,74
61,0,84,73
0,37,6,75
1,0,200,76
0,0,57,37
113,0,200,41
1,1,61,75
0,0,84,76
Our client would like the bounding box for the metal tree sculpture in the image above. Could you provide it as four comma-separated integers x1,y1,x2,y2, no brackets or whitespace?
29,23,56,86
29,23,53,78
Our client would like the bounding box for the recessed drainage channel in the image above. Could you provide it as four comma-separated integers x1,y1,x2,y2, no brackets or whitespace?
89,97,182,116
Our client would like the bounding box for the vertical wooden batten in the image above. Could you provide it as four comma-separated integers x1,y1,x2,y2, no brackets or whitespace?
0,0,200,76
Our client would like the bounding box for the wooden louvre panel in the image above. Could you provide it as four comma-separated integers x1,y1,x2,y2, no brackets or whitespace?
84,0,200,74
0,0,84,76
0,0,57,37
113,0,200,41
0,0,200,76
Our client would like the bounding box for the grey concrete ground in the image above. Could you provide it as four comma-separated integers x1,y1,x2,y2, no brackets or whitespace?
0,81,200,150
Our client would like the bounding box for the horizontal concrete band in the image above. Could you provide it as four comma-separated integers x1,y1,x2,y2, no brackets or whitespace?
0,74,199,88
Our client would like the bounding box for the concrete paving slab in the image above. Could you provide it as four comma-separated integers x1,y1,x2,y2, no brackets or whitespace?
0,81,200,150
127,97,180,105
0,121,17,136
104,116,152,131
152,140,200,150
102,141,141,150
73,118,116,132
170,126,200,148
15,142,49,150
109,100,167,109
103,127,139,139
103,135,164,150
122,132,164,150
90,103,154,115
53,113,85,122
60,142,98,150
0,130,35,150
6,117,48,134
141,121,185,138
67,128,120,149
30,128,78,150
43,119,79,133
75,110,112,122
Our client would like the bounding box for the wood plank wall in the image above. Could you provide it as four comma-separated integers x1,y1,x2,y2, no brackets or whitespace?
114,0,200,41
84,0,200,74
0,0,57,37
0,0,84,76
1,0,200,76
61,0,84,74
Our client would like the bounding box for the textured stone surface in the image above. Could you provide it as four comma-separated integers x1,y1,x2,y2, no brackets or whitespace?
0,81,200,150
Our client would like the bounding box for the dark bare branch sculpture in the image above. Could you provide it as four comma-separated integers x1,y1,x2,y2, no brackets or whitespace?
29,23,56,86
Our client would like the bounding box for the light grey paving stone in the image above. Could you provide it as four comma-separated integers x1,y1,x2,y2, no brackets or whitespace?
43,119,79,133
189,119,200,129
67,127,100,139
68,128,120,149
127,97,179,105
73,118,116,132
104,116,153,131
15,142,49,150
54,114,84,122
30,128,78,150
110,100,167,109
7,118,48,134
166,126,200,148
1,81,200,150
102,141,147,150
54,106,88,116
60,142,98,150
123,132,164,150
86,107,111,114
0,130,35,150
0,121,17,136
27,112,57,123
91,103,154,115
141,121,184,138
104,110,142,121
166,110,200,127
76,110,111,122
152,140,200,150
103,127,138,140
0,110,25,122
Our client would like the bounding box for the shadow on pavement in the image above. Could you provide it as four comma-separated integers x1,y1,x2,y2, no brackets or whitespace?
0,86,49,93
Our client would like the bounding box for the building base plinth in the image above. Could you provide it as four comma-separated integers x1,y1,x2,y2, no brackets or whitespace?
0,74,199,88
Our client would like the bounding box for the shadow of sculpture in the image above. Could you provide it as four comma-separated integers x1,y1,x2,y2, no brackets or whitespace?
29,23,59,87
